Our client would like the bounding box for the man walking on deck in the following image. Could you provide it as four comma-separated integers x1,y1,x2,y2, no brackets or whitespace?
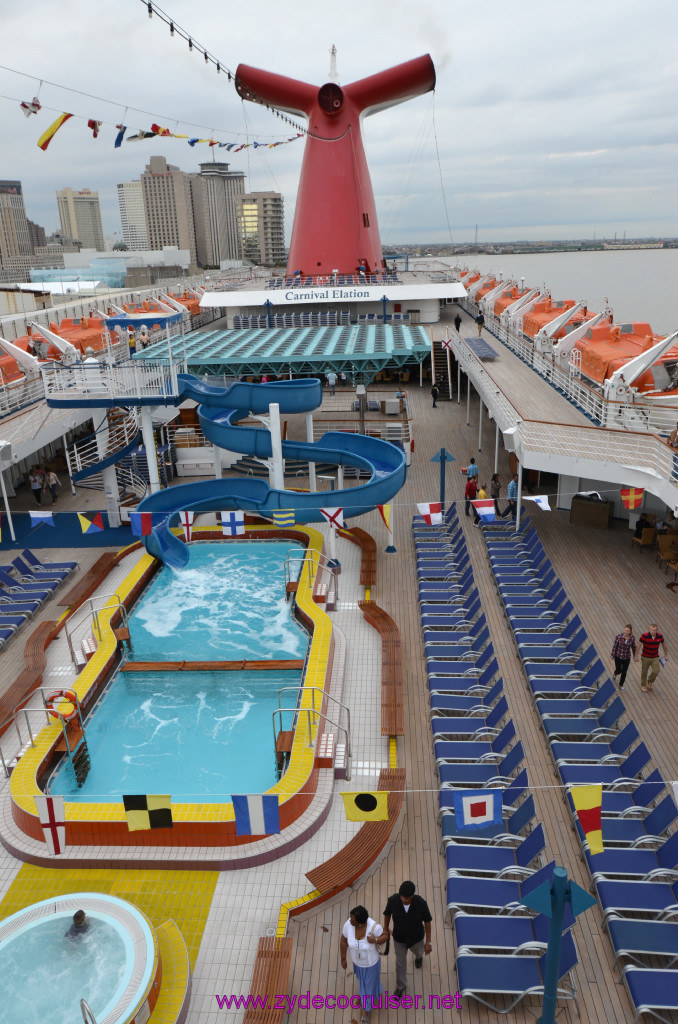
634,624,668,692
454,312,462,334
501,473,519,518
383,881,432,1000
327,370,337,395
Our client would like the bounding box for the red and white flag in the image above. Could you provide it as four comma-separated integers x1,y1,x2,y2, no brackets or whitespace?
416,501,442,525
180,511,194,542
452,789,503,830
320,507,344,530
471,498,496,522
34,795,66,855
442,338,452,350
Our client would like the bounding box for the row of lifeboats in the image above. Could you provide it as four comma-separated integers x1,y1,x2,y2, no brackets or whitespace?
460,270,678,399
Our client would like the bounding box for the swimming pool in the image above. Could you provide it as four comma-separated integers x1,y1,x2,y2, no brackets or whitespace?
49,668,301,801
129,541,308,661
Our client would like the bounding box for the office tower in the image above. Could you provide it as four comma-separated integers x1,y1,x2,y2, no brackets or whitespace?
117,181,149,251
141,156,197,265
197,162,245,265
56,188,105,251
0,181,32,275
27,219,46,252
235,192,285,266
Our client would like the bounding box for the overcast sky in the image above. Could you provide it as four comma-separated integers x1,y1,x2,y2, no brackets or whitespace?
2,0,677,245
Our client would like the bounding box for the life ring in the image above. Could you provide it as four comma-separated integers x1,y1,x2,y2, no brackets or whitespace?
45,689,78,722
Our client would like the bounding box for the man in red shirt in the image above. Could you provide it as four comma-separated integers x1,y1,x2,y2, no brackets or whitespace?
634,624,668,692
464,477,478,517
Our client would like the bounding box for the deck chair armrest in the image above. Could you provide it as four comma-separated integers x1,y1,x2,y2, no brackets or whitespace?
642,869,678,882
630,836,663,848
617,807,646,818
488,834,523,847
478,753,504,763
471,726,500,739
598,754,624,764
495,866,534,880
586,728,618,742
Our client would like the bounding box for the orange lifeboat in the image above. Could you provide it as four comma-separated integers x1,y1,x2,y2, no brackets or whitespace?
573,322,678,393
523,298,595,341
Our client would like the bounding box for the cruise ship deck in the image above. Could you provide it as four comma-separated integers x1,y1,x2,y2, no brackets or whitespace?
0,305,675,1021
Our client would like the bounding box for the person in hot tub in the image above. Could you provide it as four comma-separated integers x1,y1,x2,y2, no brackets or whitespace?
65,909,89,938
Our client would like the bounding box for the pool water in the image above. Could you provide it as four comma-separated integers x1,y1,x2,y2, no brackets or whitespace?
0,914,127,1024
50,669,300,801
129,541,308,661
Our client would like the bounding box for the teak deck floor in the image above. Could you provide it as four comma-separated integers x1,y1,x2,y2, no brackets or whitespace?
284,374,678,1023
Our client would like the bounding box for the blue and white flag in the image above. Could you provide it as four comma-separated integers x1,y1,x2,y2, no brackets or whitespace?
525,495,551,511
29,510,55,528
470,499,496,523
452,789,503,830
232,794,281,836
221,510,245,536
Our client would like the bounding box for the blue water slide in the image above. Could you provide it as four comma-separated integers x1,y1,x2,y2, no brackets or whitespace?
137,375,407,567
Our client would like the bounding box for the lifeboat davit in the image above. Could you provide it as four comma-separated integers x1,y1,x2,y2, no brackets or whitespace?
573,322,678,394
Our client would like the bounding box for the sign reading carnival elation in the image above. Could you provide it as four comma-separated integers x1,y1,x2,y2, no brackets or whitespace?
201,283,465,309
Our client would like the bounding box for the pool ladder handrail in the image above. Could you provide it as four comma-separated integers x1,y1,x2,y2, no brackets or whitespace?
284,550,339,604
81,998,98,1023
273,702,352,781
64,593,130,669
0,685,86,778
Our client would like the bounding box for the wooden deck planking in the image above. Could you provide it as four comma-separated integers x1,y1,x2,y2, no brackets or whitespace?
284,378,678,1023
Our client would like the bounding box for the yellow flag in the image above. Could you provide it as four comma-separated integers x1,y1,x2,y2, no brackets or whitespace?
123,794,173,832
571,785,603,855
341,791,388,822
378,504,392,534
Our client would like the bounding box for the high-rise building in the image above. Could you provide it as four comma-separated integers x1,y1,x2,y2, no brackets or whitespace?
197,162,245,266
117,181,149,251
141,156,198,266
27,219,46,252
56,188,105,251
0,181,32,276
235,192,285,267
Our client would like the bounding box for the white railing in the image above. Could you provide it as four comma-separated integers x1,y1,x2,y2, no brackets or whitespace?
312,416,413,448
67,408,140,475
41,360,180,403
0,373,46,419
166,423,208,448
450,339,520,432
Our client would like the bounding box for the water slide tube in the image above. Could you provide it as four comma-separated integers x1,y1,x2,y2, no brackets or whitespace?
137,376,407,567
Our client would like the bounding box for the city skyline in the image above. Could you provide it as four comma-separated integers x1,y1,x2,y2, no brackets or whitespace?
1,0,677,247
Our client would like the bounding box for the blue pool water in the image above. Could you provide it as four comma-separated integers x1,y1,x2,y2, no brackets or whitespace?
50,669,300,801
129,541,308,661
0,915,127,1024
49,541,309,801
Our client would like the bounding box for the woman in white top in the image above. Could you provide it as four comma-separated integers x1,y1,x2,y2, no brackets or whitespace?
340,905,385,1024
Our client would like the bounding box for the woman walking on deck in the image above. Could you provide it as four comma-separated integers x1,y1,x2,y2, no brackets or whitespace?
340,905,385,1024
610,624,636,689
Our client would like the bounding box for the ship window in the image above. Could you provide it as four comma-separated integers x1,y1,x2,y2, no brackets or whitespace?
362,213,370,227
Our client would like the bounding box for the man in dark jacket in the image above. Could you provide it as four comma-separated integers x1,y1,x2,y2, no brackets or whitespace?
383,881,432,998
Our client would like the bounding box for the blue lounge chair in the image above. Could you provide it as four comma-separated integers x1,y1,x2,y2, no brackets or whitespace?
446,859,556,917
421,612,479,630
435,720,515,765
542,695,625,741
564,769,665,819
427,645,495,679
423,613,487,643
597,879,678,921
536,677,616,719
511,606,577,635
551,719,639,765
523,644,596,680
424,627,490,661
528,657,605,697
456,932,579,1017
609,920,678,968
446,824,545,877
418,566,474,586
0,568,58,596
501,583,566,608
624,966,678,1022
420,595,481,619
0,597,40,617
439,788,533,849
455,908,573,952
428,657,500,695
506,598,574,627
557,742,651,789
0,614,29,630
11,555,68,583
439,769,528,817
438,742,524,788
576,795,678,848
517,627,588,663
431,695,508,739
21,549,76,574
498,574,558,601
585,831,678,881
429,678,503,715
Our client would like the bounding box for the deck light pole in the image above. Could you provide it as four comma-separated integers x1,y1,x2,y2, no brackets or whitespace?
430,448,455,512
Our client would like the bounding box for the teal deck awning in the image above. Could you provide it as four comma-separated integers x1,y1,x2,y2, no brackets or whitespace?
132,324,431,382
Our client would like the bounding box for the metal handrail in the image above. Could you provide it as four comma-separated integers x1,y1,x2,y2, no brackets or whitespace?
64,594,128,668
0,685,84,778
277,686,351,758
284,550,340,605
272,708,351,780
81,999,98,1023
67,407,140,475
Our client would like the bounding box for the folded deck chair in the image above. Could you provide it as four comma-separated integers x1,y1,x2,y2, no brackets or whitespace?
446,823,545,877
456,931,579,1017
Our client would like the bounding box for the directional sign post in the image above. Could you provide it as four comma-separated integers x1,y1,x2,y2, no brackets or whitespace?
430,448,456,512
380,294,389,323
520,865,596,1024
263,298,273,328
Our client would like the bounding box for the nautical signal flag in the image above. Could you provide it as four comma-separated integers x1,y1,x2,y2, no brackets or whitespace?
37,112,73,151
180,510,194,542
442,338,452,350
377,504,392,534
620,487,644,510
29,510,55,528
341,791,388,822
221,510,245,536
34,794,66,855
470,499,496,523
122,794,173,832
416,502,442,525
571,785,603,855
320,507,344,530
130,511,155,537
232,794,280,836
452,789,503,830
524,495,551,511
272,509,295,527
78,512,104,534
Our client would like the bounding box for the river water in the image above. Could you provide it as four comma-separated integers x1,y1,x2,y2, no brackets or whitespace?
431,249,677,334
